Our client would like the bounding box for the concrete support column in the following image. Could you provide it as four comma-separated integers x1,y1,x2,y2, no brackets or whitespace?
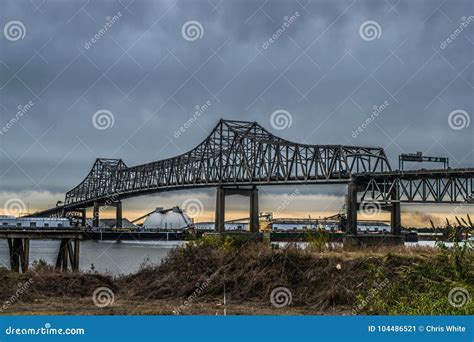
7,238,29,273
55,239,69,271
346,182,358,235
249,187,259,233
391,203,401,235
93,201,99,228
115,201,122,229
81,209,86,227
215,187,225,233
22,238,30,272
8,238,20,272
14,238,22,272
55,238,80,272
391,184,401,235
73,239,80,272
7,238,15,271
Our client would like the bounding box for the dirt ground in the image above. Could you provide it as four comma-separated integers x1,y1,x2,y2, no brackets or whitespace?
4,298,348,315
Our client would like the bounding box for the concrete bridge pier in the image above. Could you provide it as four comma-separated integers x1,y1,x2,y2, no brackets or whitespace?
7,238,29,272
93,201,100,227
215,187,225,233
115,200,122,228
249,187,259,233
1,230,83,273
55,238,80,272
344,181,404,248
390,186,401,236
80,209,87,227
346,182,358,235
391,203,401,234
346,182,402,236
215,186,259,233
91,200,123,228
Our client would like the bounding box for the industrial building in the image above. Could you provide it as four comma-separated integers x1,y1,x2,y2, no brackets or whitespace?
0,215,71,228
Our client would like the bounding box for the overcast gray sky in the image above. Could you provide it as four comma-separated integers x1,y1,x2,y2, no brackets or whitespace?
0,0,473,224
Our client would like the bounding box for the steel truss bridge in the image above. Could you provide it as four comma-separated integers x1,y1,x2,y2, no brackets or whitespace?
30,119,474,235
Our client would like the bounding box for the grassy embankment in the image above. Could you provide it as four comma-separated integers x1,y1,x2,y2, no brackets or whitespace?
0,232,472,315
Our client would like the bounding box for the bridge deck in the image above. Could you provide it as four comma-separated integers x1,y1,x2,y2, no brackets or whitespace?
22,119,474,218
354,168,474,179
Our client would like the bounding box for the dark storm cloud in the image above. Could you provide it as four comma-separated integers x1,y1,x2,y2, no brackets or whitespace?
0,0,473,210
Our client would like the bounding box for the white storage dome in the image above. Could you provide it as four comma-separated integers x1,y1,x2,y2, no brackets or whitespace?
143,207,192,229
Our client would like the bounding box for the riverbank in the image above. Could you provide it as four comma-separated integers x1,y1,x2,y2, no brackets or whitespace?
1,238,472,315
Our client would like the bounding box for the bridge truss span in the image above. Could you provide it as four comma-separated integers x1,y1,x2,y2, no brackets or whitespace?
355,169,474,204
29,119,474,237
63,119,391,208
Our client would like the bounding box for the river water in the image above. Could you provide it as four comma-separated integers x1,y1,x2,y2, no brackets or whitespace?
0,240,184,275
0,240,445,276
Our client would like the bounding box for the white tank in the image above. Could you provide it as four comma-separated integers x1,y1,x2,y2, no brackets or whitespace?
143,207,192,229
